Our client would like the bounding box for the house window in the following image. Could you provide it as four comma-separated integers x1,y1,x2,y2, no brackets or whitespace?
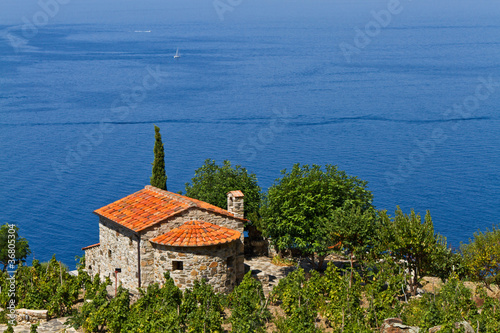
227,256,234,269
172,261,183,271
108,250,112,258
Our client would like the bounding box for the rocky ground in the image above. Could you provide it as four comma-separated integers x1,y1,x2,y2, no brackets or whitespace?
0,317,81,333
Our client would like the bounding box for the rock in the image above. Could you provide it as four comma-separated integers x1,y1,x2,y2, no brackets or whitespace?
455,321,474,333
428,325,442,333
380,318,420,333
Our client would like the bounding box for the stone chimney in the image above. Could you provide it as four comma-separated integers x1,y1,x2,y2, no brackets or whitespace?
227,190,244,218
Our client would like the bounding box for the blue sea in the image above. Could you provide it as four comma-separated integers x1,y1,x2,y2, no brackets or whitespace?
1,0,499,268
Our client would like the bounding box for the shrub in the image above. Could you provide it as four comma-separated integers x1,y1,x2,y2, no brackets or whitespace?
228,272,271,332
461,226,500,286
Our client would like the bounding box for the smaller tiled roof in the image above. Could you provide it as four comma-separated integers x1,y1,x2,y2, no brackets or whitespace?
150,220,241,247
82,243,100,251
228,190,244,197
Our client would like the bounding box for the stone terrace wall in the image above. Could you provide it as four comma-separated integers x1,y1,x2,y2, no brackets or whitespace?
140,208,245,286
153,241,238,293
95,217,140,290
84,244,100,277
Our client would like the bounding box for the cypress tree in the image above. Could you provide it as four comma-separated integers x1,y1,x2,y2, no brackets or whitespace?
151,125,167,190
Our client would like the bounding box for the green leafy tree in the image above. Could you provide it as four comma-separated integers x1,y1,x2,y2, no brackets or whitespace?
461,225,500,286
379,207,447,295
150,125,167,190
321,203,377,285
0,224,31,271
185,159,262,220
261,164,373,268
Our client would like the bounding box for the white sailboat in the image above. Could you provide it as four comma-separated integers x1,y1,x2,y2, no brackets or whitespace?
174,48,181,59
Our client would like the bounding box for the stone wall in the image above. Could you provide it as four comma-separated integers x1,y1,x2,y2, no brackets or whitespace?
86,217,140,291
88,207,245,292
152,241,238,293
84,244,100,277
14,309,48,325
141,207,245,285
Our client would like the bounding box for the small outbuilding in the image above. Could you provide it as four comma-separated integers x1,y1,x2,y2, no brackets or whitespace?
83,186,245,293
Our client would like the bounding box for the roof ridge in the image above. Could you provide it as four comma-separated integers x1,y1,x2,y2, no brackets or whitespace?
144,185,196,207
144,185,247,222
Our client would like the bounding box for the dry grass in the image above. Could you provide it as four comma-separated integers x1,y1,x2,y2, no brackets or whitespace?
271,255,297,267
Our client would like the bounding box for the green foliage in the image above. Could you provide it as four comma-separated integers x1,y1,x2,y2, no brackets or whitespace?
151,125,167,190
321,203,377,284
124,272,183,332
0,255,79,318
476,285,500,332
271,268,321,332
228,272,271,332
182,279,224,332
261,164,373,267
184,159,262,220
402,274,478,331
378,207,448,295
318,264,368,332
5,324,14,333
0,223,31,271
461,225,500,286
363,259,405,329
30,323,38,333
323,204,377,258
78,275,112,332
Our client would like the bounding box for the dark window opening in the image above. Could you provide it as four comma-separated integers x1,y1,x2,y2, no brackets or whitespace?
172,261,183,271
108,250,112,258
227,256,234,269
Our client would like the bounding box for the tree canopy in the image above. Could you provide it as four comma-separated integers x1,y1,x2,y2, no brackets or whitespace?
150,125,167,190
378,207,448,295
184,159,262,220
321,203,377,282
461,225,500,286
0,223,31,271
260,163,373,267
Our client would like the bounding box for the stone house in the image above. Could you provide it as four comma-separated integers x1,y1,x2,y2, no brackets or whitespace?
82,185,245,293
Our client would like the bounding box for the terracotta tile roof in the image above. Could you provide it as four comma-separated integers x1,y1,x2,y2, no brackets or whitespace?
150,220,241,247
94,185,246,232
228,190,244,197
82,243,100,251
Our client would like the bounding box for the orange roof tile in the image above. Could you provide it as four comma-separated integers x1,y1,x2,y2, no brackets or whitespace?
228,190,244,197
150,220,241,247
94,186,246,232
82,243,100,250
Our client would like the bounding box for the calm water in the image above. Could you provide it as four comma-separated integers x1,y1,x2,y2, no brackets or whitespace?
1,0,499,267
